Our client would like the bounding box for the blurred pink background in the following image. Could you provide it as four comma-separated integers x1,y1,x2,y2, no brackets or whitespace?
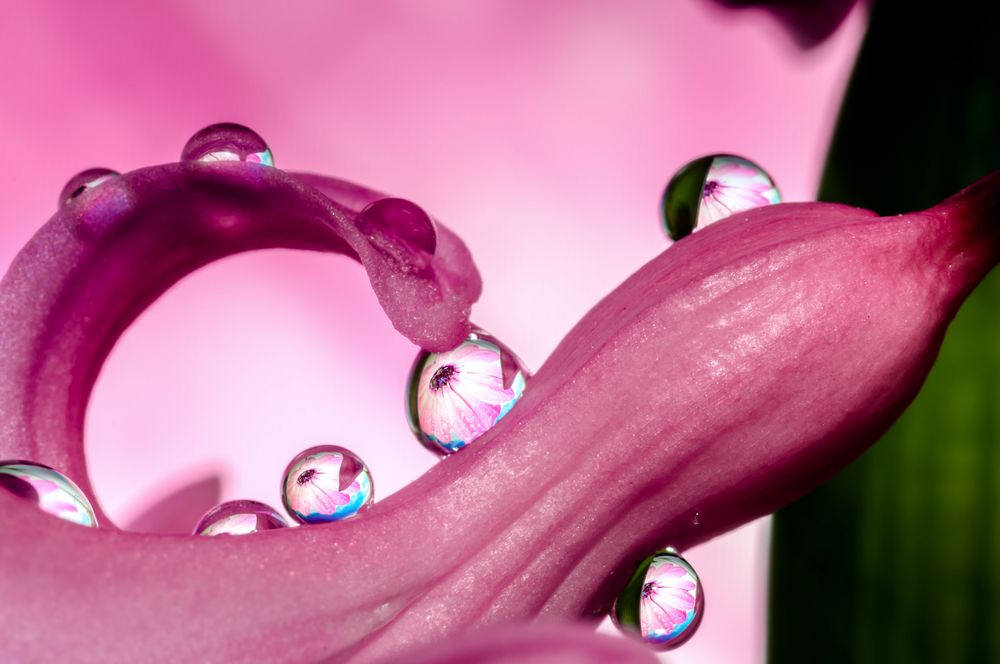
0,1,865,661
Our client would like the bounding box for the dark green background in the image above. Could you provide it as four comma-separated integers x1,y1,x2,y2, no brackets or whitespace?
768,1,1000,662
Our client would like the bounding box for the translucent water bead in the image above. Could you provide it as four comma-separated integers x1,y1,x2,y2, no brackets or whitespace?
406,330,528,455
357,197,437,255
281,446,374,524
612,549,704,650
59,168,119,206
0,461,98,527
181,122,274,166
194,499,289,536
661,154,781,241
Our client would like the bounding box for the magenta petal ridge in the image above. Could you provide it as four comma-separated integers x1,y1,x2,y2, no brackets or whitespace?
1,158,998,661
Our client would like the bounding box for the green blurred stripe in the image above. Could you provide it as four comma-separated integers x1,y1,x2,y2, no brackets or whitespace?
768,0,1000,662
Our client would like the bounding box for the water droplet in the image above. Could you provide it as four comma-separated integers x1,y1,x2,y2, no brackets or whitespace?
0,461,98,527
194,499,288,536
406,330,528,455
181,122,273,166
281,446,373,524
661,154,781,241
691,512,701,527
357,198,437,255
612,549,704,651
59,168,119,206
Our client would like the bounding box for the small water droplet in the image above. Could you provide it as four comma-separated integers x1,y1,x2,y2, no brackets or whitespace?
692,512,702,526
281,446,373,524
406,331,528,455
194,499,288,536
661,154,781,241
0,460,98,527
181,122,273,166
59,168,119,206
357,197,437,255
612,549,704,651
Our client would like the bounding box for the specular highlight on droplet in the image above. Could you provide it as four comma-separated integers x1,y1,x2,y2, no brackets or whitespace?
662,154,780,241
58,168,119,206
181,122,274,166
0,461,98,527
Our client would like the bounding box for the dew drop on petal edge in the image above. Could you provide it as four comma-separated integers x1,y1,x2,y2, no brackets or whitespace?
405,330,528,455
194,499,289,536
59,168,119,206
612,549,705,651
0,461,98,527
181,122,274,166
661,154,780,241
281,445,374,524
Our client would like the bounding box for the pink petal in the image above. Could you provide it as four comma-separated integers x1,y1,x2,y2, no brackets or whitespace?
1,160,997,660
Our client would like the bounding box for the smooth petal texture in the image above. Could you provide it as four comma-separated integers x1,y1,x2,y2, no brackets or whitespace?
0,163,998,662
400,622,658,664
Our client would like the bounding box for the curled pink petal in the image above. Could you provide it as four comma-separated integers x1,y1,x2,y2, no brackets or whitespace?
0,155,998,661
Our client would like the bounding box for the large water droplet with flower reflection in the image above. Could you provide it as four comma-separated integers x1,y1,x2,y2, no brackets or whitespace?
193,499,288,536
612,549,704,651
181,122,274,166
406,330,528,455
281,446,373,524
661,154,780,241
0,461,98,527
59,168,119,206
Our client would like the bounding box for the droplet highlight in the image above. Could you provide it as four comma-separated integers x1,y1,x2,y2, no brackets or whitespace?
406,330,528,454
661,154,780,241
59,168,119,206
181,122,273,166
194,499,288,536
281,446,374,524
0,461,98,527
612,549,704,651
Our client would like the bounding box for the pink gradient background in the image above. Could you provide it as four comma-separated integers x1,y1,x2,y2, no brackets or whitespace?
0,2,865,661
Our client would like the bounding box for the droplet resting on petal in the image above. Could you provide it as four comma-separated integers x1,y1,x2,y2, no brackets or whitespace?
662,154,781,241
0,461,97,527
193,499,288,536
612,550,704,651
358,197,438,256
281,445,374,523
180,122,274,166
406,330,528,454
58,168,119,206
